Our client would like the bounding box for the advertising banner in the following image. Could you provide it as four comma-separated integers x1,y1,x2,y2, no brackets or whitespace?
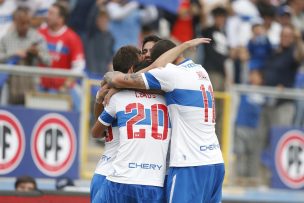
269,127,304,190
0,106,79,179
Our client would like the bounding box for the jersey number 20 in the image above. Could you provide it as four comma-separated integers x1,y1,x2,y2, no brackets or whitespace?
125,103,169,140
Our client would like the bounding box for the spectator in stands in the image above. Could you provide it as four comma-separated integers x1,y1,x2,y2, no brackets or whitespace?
201,6,228,92
226,0,261,49
277,5,293,27
0,0,16,39
259,3,282,47
235,68,265,180
141,34,161,63
39,2,85,110
106,0,158,52
85,8,114,78
0,7,50,104
247,23,272,71
15,176,38,192
226,0,261,83
259,25,304,151
171,0,193,43
16,0,56,27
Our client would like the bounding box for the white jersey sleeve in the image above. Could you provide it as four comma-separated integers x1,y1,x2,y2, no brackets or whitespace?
98,96,117,126
141,63,176,92
95,95,120,176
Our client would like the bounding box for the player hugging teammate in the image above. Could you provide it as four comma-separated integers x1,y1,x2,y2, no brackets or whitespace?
91,36,225,203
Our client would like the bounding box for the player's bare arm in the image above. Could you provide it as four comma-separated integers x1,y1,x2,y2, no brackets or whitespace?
91,121,108,138
94,83,109,120
104,71,146,89
139,37,211,73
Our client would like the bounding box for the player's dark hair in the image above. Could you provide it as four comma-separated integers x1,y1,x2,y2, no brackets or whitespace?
133,60,152,73
150,39,176,62
52,2,69,23
142,35,162,49
211,7,228,17
15,176,37,190
113,46,141,73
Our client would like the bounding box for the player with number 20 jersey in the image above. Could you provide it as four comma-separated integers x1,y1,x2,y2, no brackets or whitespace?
94,90,170,202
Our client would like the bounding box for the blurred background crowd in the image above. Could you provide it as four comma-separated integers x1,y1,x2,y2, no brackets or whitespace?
0,0,303,188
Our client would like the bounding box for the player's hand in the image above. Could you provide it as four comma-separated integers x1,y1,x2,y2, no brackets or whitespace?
100,79,106,87
104,88,120,106
184,38,211,48
95,83,110,104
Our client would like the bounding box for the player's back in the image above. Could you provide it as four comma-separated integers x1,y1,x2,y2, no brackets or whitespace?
106,90,170,187
161,59,223,167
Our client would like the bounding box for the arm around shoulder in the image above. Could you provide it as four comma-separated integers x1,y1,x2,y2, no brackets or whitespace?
104,71,147,90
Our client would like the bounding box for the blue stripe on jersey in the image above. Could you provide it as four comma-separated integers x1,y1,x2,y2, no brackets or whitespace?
116,109,170,128
100,111,115,124
0,15,12,23
165,89,212,108
144,72,161,90
47,43,69,54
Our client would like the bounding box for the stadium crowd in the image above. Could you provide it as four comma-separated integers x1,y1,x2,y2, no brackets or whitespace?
0,0,303,187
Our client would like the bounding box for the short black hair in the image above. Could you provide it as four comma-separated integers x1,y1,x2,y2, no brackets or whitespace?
211,7,228,17
150,39,176,62
113,46,141,73
142,35,161,49
133,60,152,73
52,2,69,23
15,176,37,190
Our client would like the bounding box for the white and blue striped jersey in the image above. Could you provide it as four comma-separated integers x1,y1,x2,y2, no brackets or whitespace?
94,124,119,177
142,59,224,167
98,90,171,187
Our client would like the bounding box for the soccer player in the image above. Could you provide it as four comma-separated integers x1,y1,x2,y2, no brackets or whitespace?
90,51,150,202
103,38,225,203
141,34,161,63
90,96,119,202
90,35,161,202
91,46,170,203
